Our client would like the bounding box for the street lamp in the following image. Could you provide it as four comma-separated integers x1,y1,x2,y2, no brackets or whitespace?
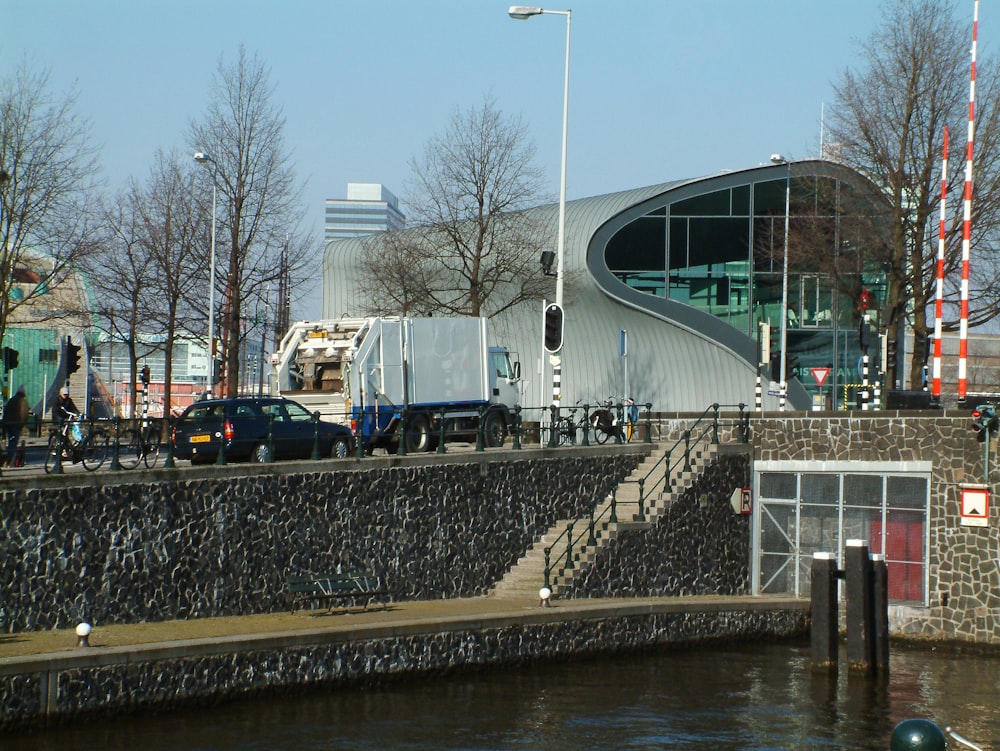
509,5,571,406
770,154,791,411
193,151,218,399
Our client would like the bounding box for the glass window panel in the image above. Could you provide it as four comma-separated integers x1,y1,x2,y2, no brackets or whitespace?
842,506,877,546
605,217,666,272
732,184,750,216
886,476,928,509
801,474,839,506
669,217,687,269
618,272,665,297
754,179,787,215
799,502,839,555
672,189,732,216
844,474,883,507
688,218,750,266
760,472,796,499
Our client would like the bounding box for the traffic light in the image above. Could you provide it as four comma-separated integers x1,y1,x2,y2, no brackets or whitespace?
65,338,82,375
886,337,898,378
140,365,151,385
2,346,19,371
859,318,871,352
543,303,564,353
972,404,999,442
211,358,222,385
769,352,800,381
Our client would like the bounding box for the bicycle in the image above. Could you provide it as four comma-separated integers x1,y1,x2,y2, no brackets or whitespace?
589,398,624,444
44,415,111,473
118,419,161,469
540,405,579,446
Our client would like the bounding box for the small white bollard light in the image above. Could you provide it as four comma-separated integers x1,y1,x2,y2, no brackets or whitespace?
75,622,92,648
539,586,552,607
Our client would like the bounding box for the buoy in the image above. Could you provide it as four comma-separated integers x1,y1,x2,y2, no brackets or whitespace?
890,719,946,751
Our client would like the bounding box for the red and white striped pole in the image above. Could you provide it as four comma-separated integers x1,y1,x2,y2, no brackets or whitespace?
932,126,948,399
958,0,979,403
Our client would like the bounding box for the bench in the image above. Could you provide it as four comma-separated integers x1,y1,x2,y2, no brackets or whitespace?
286,570,388,613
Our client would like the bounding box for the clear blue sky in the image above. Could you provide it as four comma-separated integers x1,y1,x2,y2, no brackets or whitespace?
2,0,991,318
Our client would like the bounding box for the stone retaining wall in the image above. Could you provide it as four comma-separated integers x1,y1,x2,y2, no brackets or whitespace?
0,602,807,730
570,451,752,598
0,449,647,632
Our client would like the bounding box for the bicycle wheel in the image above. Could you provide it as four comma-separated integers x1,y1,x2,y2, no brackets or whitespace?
43,432,63,474
82,429,110,471
558,419,573,445
142,427,161,468
591,413,612,444
117,427,143,470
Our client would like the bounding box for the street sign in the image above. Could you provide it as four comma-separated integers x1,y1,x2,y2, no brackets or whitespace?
960,484,990,527
810,367,831,388
730,486,752,515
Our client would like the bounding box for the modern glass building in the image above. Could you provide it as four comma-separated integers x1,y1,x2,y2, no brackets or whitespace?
323,160,889,412
324,183,406,241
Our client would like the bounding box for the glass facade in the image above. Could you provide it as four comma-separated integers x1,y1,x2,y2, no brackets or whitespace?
601,169,888,405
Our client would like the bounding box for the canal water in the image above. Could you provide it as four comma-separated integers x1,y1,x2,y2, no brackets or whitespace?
7,640,999,750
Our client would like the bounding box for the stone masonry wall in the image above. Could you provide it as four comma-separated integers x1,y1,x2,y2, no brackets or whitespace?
0,450,643,632
569,452,752,598
750,413,997,644
0,605,807,730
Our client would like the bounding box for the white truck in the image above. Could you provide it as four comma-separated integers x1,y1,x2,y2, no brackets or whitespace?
269,316,521,452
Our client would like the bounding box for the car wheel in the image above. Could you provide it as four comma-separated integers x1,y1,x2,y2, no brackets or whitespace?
252,442,271,463
331,437,351,459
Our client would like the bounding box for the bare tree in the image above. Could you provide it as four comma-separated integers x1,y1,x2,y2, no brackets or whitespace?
827,0,1000,388
90,187,155,418
136,151,208,418
359,98,550,319
189,46,314,397
0,61,101,357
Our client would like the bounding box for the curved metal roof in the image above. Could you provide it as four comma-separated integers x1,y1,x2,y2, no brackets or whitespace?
320,161,874,412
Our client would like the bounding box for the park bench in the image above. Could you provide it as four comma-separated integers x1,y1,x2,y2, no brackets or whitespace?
286,569,387,613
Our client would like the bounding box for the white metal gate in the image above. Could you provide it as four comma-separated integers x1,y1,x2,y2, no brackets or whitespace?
752,461,930,604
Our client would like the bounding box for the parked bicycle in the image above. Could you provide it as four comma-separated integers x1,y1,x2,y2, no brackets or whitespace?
44,414,111,473
541,404,580,446
118,419,161,470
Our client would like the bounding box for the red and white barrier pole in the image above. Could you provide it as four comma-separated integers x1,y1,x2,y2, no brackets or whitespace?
958,0,979,403
933,126,948,400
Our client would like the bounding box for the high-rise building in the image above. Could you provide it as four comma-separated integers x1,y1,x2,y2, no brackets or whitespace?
324,183,405,240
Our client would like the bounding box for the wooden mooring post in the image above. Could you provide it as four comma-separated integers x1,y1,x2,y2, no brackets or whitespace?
810,541,889,675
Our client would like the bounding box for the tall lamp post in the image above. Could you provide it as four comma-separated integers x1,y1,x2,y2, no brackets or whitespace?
509,5,571,406
193,151,218,399
770,154,791,411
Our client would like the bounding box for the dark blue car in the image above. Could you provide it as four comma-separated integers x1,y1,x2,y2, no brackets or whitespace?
171,396,354,463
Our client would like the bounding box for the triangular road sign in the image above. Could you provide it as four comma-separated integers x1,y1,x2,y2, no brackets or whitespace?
810,367,831,387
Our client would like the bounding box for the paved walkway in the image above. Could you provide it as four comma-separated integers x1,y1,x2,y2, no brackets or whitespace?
0,594,807,665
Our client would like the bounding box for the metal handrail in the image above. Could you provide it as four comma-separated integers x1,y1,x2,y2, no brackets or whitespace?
542,403,748,591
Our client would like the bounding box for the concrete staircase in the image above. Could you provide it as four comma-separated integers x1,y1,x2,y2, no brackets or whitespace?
489,428,732,601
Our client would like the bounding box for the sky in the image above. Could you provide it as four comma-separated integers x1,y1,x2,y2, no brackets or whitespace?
2,0,992,319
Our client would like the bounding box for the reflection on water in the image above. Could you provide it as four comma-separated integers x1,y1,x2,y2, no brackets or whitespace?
8,640,999,750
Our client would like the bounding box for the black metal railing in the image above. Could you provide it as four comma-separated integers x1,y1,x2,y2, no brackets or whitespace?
541,403,748,590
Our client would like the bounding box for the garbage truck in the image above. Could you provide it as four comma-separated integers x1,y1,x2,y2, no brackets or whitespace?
269,316,521,452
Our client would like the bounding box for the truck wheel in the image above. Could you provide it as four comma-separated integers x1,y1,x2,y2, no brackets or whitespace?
404,414,433,453
483,411,506,448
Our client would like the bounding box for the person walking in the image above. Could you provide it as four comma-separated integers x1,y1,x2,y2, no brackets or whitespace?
2,385,29,467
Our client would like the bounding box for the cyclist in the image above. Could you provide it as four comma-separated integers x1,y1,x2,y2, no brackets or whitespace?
53,386,82,444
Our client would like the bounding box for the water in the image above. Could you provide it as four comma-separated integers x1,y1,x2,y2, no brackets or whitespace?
7,641,998,750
